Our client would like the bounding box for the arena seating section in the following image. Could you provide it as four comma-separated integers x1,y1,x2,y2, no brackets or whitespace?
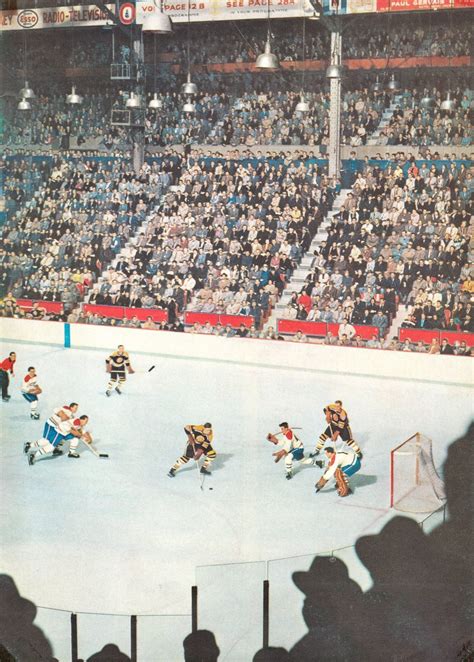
1,11,472,356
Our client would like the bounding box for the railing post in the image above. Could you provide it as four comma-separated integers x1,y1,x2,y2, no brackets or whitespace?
130,615,137,662
263,579,269,648
191,585,198,633
70,613,78,662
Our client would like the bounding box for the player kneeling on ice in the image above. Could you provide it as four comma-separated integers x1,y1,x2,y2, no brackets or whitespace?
168,423,216,478
21,366,42,419
315,446,361,496
267,422,318,480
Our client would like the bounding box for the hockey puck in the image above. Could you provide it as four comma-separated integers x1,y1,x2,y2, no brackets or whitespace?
99,454,109,458
148,365,156,372
209,487,213,490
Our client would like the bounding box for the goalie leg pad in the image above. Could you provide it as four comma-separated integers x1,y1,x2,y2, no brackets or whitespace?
335,467,350,497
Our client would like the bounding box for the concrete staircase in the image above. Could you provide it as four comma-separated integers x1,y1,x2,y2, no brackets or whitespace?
367,94,404,146
265,188,352,332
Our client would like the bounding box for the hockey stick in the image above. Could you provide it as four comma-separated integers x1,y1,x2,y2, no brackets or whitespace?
187,434,205,491
79,437,109,459
195,455,205,491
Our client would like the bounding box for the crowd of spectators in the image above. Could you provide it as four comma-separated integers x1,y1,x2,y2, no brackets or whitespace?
282,158,472,338
0,156,51,224
380,85,472,147
0,155,176,309
3,71,470,150
2,74,387,149
86,155,335,327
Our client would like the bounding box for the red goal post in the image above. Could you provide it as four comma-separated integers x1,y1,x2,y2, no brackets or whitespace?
390,433,447,513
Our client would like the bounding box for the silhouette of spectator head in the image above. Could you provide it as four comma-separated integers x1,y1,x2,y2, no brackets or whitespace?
252,646,291,661
291,556,364,659
183,629,220,662
87,644,131,661
0,574,54,661
356,516,429,590
293,556,363,627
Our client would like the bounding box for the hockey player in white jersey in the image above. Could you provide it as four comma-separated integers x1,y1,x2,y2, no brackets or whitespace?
24,403,88,465
21,366,42,419
315,446,361,496
266,422,320,480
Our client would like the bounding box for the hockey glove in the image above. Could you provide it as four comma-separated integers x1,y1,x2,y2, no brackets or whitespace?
266,433,279,445
315,477,328,492
273,449,287,463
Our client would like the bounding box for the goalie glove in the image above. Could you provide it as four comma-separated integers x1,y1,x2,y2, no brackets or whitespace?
273,449,287,463
315,476,328,492
266,433,279,445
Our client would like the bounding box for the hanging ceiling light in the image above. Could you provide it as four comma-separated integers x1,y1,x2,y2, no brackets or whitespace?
256,38,280,71
149,35,163,110
326,64,341,79
295,19,309,114
66,85,83,105
148,92,163,109
295,95,310,113
142,0,172,33
180,0,198,96
440,92,456,111
255,1,279,71
18,97,31,111
183,101,195,113
420,93,435,109
126,92,142,108
386,73,400,92
181,72,197,96
20,81,35,99
373,75,382,93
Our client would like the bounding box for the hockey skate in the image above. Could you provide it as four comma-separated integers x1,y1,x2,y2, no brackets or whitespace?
106,390,112,397
52,448,63,456
115,387,122,395
30,413,40,420
168,468,176,478
200,466,211,475
314,459,324,469
309,450,320,459
23,442,31,454
27,453,35,466
68,452,80,458
286,472,293,480
2,396,11,402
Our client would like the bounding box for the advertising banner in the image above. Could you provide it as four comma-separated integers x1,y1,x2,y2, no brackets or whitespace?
0,4,115,30
1,0,315,30
136,0,314,24
376,0,464,10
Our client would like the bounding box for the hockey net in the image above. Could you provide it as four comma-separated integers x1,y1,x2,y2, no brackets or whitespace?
390,433,447,513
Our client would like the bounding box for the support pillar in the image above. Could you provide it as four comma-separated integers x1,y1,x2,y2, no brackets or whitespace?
328,27,342,181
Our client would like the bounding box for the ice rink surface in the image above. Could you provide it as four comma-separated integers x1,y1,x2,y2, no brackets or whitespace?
0,339,472,660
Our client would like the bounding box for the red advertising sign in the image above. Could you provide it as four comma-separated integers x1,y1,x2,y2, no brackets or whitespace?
377,0,456,10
